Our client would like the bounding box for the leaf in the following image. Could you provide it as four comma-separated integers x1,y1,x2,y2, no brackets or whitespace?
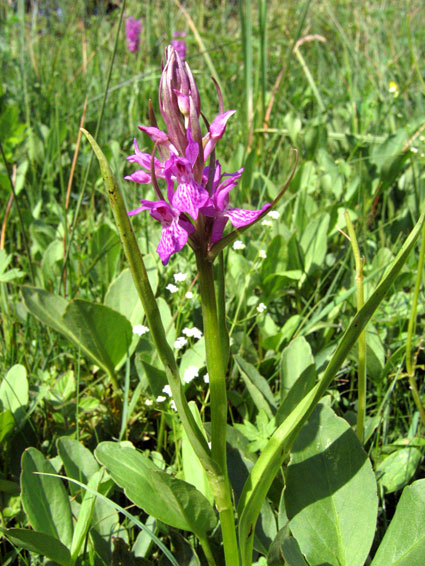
22,287,133,377
95,442,217,537
299,212,329,274
0,410,14,442
0,528,72,566
21,447,74,548
57,437,100,498
63,299,132,373
0,364,28,426
235,356,276,418
376,439,423,493
181,402,213,504
285,404,377,566
371,478,425,566
70,470,102,562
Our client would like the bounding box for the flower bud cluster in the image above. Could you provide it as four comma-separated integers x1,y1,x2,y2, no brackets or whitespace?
126,46,270,265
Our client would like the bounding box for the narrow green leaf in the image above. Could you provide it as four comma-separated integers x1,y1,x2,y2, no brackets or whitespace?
235,356,276,417
70,471,102,562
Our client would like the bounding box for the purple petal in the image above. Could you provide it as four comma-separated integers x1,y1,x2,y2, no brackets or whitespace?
225,203,271,227
172,181,209,219
203,110,236,160
157,219,190,265
185,128,199,168
138,126,169,144
124,170,152,184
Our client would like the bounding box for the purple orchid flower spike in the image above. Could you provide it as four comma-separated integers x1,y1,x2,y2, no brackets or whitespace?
125,17,142,53
125,45,273,264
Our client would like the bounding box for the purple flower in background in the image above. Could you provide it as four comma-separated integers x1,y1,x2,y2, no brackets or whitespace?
126,46,270,265
172,31,187,61
126,17,142,53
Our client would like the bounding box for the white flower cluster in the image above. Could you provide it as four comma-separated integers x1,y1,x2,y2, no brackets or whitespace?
182,326,203,340
183,365,199,383
174,336,188,349
132,324,149,336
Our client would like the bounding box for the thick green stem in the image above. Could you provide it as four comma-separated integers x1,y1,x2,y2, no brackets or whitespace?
405,220,425,427
196,253,240,566
345,211,366,442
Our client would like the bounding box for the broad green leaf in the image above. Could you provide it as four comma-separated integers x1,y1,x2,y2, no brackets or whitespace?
21,447,73,548
179,338,206,381
63,299,132,373
22,286,68,337
0,364,28,425
0,528,72,566
376,438,423,493
285,404,377,566
57,437,100,498
371,478,425,566
22,287,132,377
235,356,276,417
95,442,217,537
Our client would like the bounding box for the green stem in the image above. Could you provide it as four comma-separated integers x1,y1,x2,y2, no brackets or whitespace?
196,252,240,566
198,533,218,566
405,220,425,427
344,211,366,442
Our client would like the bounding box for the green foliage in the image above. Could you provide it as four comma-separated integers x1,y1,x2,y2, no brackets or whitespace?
1,0,425,564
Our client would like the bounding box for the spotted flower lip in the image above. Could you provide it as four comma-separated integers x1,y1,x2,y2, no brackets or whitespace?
125,45,271,264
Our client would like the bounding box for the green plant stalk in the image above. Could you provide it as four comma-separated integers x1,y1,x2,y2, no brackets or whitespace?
345,211,366,442
258,0,267,121
405,220,425,427
237,205,425,566
82,129,219,477
196,252,240,566
294,47,326,113
239,0,253,134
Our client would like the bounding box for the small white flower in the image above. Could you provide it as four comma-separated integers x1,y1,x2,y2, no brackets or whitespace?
185,291,194,299
208,441,212,449
132,324,149,336
174,336,188,349
203,373,209,384
145,398,153,406
268,210,280,219
183,366,199,383
174,272,188,283
162,385,172,396
170,400,177,411
233,240,246,250
182,326,203,340
166,283,178,293
261,219,273,226
257,302,267,313
259,249,267,259
411,146,418,153
156,395,167,403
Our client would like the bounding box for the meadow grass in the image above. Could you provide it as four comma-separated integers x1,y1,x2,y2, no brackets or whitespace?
1,1,425,564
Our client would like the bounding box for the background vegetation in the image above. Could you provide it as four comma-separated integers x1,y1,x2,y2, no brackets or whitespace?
1,0,424,564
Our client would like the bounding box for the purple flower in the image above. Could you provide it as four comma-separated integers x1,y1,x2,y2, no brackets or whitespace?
172,31,187,61
125,46,270,264
126,17,142,53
